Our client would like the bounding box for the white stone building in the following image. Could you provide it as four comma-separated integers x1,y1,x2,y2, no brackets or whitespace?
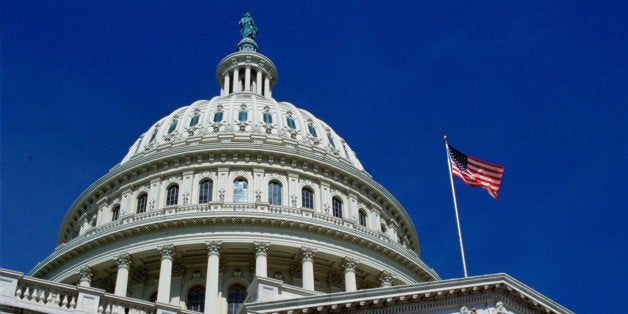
0,14,572,314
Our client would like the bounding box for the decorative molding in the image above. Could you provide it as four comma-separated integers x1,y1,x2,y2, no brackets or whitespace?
159,244,175,260
206,241,223,256
378,270,393,287
300,247,316,262
253,241,270,256
342,257,357,272
114,252,131,269
77,265,93,282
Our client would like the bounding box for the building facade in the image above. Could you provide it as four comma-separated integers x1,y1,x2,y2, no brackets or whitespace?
0,13,571,314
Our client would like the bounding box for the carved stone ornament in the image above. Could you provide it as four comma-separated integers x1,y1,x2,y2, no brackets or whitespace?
342,257,358,272
327,272,341,286
290,264,302,278
114,253,132,269
300,247,316,262
254,241,270,255
377,270,393,287
172,262,186,277
130,267,147,283
77,265,93,282
159,244,175,260
206,241,223,255
255,189,263,203
460,306,471,314
219,189,226,202
494,301,505,314
182,192,190,205
233,269,242,277
290,194,298,207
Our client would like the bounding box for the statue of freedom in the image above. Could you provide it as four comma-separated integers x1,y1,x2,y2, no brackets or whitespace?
239,10,258,39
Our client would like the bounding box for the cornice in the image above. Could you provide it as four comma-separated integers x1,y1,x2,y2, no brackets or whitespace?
34,203,439,282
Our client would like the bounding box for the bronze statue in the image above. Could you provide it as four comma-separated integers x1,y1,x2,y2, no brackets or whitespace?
239,10,258,39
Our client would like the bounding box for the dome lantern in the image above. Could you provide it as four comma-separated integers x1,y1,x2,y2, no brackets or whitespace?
216,11,277,97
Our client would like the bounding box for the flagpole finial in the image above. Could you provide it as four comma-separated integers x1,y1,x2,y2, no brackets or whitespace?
443,135,448,142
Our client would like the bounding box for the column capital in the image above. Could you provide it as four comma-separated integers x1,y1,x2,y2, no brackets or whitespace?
342,257,358,272
378,270,393,287
300,247,316,262
77,265,93,282
206,241,223,256
114,252,132,269
254,241,270,256
158,244,175,260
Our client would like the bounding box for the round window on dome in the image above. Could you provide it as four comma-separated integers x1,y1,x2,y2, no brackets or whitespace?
189,114,200,127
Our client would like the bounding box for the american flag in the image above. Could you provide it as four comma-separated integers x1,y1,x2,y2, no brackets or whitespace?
448,145,505,200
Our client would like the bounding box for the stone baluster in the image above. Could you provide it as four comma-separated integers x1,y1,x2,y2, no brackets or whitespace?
204,241,222,314
254,241,270,277
300,247,316,291
157,245,175,303
342,257,358,292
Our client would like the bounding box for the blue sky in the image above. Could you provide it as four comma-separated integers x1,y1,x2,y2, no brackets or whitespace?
1,1,626,312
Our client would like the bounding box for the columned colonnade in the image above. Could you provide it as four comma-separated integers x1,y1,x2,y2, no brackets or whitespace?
74,242,396,311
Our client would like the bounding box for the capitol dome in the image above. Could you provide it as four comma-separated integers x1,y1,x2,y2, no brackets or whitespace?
0,11,572,314
25,13,442,314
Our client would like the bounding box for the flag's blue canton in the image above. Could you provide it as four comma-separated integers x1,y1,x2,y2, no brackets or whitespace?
449,147,469,172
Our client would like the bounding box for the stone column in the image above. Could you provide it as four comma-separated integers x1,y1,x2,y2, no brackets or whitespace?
157,245,175,303
223,74,230,96
77,266,93,287
264,77,270,97
342,257,357,292
256,71,262,94
244,66,251,91
114,253,131,296
233,69,240,92
300,247,316,291
378,270,393,287
204,241,222,314
254,241,270,277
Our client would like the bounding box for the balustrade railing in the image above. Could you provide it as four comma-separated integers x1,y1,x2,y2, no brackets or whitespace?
0,269,170,314
76,202,417,259
13,275,78,311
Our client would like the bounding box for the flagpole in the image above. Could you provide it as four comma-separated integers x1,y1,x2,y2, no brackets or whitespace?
443,135,468,278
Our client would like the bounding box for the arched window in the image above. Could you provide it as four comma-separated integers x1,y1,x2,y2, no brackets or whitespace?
263,112,273,124
308,124,317,137
286,117,296,129
227,283,247,314
166,184,179,206
112,205,120,221
167,120,178,133
327,132,336,149
233,179,248,203
358,209,367,227
149,128,159,143
199,179,213,204
301,188,314,209
213,111,223,122
268,181,282,205
186,285,205,312
137,193,148,213
332,197,342,218
238,110,248,122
